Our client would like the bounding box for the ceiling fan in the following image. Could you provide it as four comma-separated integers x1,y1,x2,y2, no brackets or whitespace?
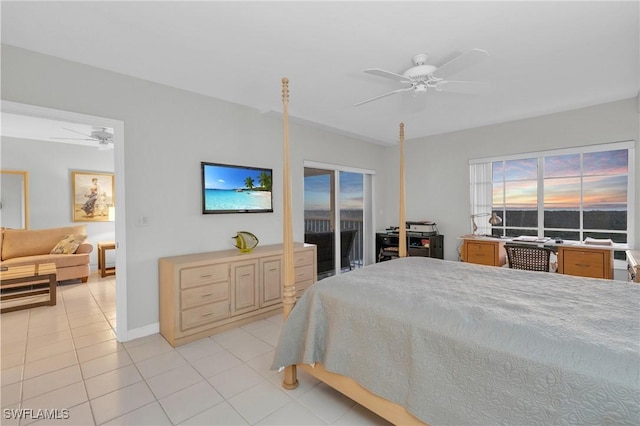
51,127,114,150
355,48,490,106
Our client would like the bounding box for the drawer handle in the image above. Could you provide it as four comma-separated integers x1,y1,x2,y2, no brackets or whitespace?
202,312,213,317
200,274,213,278
201,293,213,297
241,273,251,277
575,263,591,268
269,268,277,272
296,272,305,277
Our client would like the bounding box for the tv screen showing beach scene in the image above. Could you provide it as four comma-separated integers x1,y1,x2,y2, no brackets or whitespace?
201,162,273,213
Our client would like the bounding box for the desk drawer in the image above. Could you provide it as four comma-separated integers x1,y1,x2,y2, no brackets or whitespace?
181,282,229,310
562,250,605,279
181,301,229,330
466,242,496,266
181,264,228,289
294,250,314,267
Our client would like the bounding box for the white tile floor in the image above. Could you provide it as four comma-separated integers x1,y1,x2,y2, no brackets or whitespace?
1,273,392,425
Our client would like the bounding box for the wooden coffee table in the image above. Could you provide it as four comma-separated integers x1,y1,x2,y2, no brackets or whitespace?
0,263,57,313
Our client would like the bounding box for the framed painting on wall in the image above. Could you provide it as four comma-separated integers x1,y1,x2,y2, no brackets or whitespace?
71,171,115,222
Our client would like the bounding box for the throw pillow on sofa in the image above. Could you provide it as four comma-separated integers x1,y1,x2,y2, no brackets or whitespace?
50,235,87,255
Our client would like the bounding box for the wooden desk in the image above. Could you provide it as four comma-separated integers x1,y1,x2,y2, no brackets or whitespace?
1,263,57,313
97,241,116,277
460,236,627,280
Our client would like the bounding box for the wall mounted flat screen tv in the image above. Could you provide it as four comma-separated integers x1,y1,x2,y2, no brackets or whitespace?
201,162,273,214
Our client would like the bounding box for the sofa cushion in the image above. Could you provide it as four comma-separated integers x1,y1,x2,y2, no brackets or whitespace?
50,235,87,254
2,225,86,260
1,253,90,268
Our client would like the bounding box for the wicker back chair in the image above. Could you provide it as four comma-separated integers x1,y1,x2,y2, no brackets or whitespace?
504,243,554,272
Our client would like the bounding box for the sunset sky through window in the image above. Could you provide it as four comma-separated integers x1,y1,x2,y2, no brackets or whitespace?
493,149,628,210
304,171,363,210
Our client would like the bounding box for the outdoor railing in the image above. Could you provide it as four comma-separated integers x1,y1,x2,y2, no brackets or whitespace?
304,218,363,269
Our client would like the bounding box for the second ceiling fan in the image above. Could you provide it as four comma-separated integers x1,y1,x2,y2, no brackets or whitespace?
52,127,114,150
355,48,490,106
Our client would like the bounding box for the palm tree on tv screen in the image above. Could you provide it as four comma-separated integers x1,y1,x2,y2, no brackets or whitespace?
244,177,255,190
259,171,272,191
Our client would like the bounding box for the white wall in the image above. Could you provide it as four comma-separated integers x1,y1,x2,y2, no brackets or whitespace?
1,44,388,333
384,98,639,261
1,136,115,268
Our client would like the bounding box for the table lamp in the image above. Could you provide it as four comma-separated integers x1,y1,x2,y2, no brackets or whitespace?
471,212,502,235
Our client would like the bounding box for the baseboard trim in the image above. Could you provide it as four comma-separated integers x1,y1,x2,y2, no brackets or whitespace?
120,322,160,342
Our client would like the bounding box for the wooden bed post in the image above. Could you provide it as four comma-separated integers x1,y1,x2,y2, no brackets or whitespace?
398,123,407,258
281,77,298,390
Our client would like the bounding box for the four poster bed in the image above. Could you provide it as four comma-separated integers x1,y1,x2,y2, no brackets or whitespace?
273,78,639,425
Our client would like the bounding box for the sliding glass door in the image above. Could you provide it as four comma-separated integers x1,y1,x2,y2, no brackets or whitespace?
303,162,374,279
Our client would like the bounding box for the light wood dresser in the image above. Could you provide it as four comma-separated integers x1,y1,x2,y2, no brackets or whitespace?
159,242,316,347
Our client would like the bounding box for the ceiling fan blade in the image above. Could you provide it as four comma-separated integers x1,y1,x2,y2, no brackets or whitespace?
51,137,95,141
364,68,411,83
62,127,93,138
354,86,414,106
434,80,493,95
431,48,489,79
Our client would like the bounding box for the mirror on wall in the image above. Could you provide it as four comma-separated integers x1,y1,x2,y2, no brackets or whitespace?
1,170,29,229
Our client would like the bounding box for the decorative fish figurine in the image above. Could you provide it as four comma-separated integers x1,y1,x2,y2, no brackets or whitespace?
232,231,259,253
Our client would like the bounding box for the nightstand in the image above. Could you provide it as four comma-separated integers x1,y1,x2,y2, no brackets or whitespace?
97,241,116,277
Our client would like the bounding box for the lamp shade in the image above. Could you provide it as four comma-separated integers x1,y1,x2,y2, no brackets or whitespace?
488,212,502,226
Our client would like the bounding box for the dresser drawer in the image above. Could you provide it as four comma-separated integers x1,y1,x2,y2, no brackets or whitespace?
294,250,314,267
562,250,605,279
295,278,314,295
181,264,228,289
181,282,229,310
466,242,496,266
181,301,229,330
294,264,314,283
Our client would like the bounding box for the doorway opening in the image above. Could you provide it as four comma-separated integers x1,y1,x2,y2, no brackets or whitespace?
1,101,128,341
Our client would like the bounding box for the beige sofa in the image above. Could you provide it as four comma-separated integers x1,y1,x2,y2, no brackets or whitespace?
1,225,93,282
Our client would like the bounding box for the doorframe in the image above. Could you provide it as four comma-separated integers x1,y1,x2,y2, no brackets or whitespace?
1,101,129,341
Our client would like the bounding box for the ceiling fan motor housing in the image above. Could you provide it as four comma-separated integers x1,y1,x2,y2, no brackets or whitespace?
403,64,438,82
91,129,112,141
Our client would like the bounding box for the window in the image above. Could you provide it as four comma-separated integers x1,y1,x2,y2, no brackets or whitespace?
470,142,634,258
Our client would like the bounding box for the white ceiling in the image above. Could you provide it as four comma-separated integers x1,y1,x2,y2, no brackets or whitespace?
1,1,638,145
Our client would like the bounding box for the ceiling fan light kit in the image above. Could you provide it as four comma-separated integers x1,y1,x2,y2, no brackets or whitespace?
355,48,489,106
